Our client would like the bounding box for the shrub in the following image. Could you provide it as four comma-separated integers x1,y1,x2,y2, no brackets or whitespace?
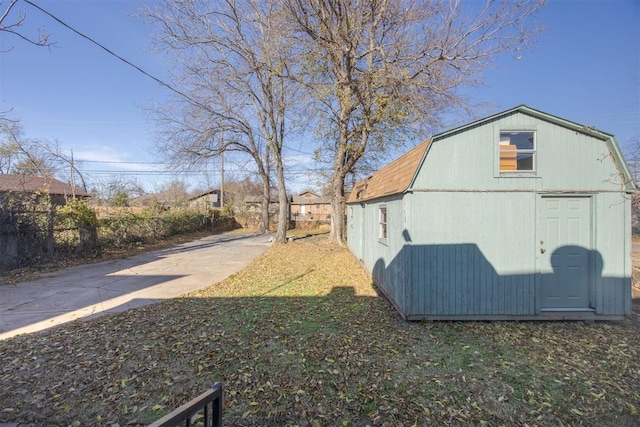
98,208,235,246
0,191,52,268
55,199,99,252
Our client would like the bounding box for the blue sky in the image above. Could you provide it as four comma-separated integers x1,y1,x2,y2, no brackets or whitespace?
0,0,638,193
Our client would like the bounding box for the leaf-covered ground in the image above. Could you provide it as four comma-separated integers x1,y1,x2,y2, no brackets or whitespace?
1,241,639,426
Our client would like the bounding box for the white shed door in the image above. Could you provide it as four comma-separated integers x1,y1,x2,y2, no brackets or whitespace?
538,196,592,310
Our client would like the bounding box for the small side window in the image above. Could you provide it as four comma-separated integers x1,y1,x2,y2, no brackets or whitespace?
499,131,535,172
379,207,387,240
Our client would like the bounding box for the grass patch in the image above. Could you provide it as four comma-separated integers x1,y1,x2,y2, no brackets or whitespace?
0,241,638,426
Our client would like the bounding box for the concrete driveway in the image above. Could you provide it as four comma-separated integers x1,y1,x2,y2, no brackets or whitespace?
0,231,272,340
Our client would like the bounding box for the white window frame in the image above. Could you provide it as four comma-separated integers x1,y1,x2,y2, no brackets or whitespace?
499,130,536,173
379,206,387,242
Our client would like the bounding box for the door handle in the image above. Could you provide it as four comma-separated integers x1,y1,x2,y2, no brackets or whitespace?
540,248,546,254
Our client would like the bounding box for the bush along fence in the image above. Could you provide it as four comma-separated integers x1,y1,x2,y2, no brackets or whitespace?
98,208,238,246
0,197,239,270
0,191,57,270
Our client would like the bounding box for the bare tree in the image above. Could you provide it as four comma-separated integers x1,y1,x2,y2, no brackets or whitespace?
153,179,191,208
0,129,19,173
624,136,640,233
151,95,274,234
144,0,293,242
0,0,52,51
1,122,55,176
89,175,144,208
284,0,544,244
0,121,87,188
223,176,263,207
1,0,55,120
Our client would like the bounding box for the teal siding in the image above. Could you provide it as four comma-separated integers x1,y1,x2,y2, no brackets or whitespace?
346,110,632,320
346,204,363,260
347,195,409,314
592,192,632,315
413,112,625,192
404,192,537,317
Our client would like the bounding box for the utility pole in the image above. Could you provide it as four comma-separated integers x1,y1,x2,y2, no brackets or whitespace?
70,149,76,198
220,153,224,208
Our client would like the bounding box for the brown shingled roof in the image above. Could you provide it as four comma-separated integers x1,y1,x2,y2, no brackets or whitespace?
347,139,431,203
0,174,89,197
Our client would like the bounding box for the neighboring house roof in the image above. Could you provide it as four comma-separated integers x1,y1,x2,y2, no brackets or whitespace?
290,192,331,205
188,189,219,201
347,139,431,203
245,191,329,204
348,104,637,204
245,194,279,204
0,174,90,197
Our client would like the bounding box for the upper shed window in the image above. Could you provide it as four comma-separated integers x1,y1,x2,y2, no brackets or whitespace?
499,131,535,172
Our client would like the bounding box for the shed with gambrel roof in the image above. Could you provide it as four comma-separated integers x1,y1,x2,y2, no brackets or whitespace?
347,105,635,320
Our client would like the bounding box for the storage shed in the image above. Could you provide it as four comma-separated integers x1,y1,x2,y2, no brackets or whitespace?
347,105,636,320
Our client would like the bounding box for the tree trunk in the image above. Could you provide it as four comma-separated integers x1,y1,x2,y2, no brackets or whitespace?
258,176,270,234
274,157,288,244
328,171,346,245
77,222,98,253
328,83,352,245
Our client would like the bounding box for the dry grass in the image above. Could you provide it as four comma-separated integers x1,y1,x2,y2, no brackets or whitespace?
0,240,639,426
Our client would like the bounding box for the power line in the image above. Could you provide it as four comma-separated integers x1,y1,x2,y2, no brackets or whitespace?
23,0,215,115
23,0,322,175
79,168,330,175
23,0,320,159
80,160,167,165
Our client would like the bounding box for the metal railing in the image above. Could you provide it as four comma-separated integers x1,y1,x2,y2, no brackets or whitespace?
148,382,223,427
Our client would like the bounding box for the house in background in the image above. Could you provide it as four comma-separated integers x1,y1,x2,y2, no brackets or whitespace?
347,105,636,321
244,192,281,214
242,191,332,227
0,174,90,205
290,191,332,221
189,189,222,210
0,174,91,268
243,191,283,226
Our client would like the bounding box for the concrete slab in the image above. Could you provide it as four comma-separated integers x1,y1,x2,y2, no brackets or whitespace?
0,231,273,340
